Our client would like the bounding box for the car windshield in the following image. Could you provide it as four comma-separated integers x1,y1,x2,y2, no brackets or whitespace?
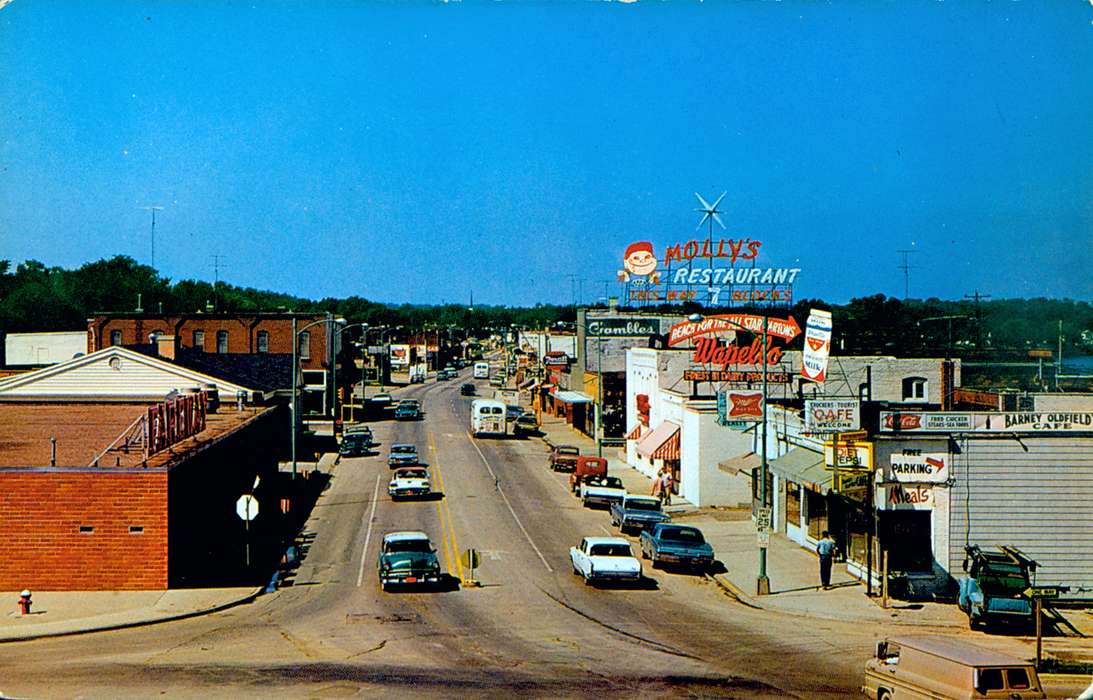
392,445,415,454
980,572,1028,595
343,434,368,444
590,477,623,489
660,527,704,544
627,500,661,511
386,539,431,553
397,469,427,479
590,544,632,557
558,447,579,456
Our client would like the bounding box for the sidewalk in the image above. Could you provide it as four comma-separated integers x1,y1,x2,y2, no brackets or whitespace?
0,586,262,642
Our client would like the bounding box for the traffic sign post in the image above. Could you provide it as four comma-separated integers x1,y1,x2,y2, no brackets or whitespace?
236,494,259,568
461,548,481,587
1024,587,1060,670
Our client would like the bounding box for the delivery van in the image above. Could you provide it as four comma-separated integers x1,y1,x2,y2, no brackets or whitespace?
862,635,1044,699
473,362,489,379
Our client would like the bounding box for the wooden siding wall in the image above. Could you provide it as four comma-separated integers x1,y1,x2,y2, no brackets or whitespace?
948,436,1093,589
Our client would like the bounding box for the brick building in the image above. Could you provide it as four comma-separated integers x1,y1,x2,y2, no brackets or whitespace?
0,400,286,590
87,312,335,414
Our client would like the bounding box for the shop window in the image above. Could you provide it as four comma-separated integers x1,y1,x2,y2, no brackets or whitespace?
110,330,123,346
257,330,270,353
216,330,229,354
902,377,928,402
193,330,205,351
785,480,801,527
79,525,94,534
298,331,310,360
129,526,144,535
806,491,828,540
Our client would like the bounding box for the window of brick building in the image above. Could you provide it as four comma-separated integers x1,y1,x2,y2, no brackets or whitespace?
902,377,927,402
257,330,269,353
110,329,122,346
193,330,205,351
216,330,229,354
298,331,310,359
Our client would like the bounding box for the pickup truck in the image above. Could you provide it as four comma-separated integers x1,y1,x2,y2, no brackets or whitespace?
957,544,1038,630
639,523,715,571
579,475,626,509
568,456,608,493
569,537,642,585
549,445,581,472
610,495,670,534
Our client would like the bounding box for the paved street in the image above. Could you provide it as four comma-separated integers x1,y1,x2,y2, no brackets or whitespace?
0,371,1090,698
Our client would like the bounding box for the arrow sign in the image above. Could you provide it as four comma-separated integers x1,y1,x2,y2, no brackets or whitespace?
667,314,801,346
1024,587,1059,599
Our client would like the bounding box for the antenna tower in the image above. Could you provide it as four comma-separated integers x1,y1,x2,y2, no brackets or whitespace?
897,249,918,299
139,205,165,269
695,192,727,305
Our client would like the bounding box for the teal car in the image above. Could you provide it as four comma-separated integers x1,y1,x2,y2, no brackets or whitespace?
378,531,442,590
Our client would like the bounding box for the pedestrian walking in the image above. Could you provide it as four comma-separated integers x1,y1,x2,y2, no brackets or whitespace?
817,531,837,589
651,468,663,499
660,469,673,506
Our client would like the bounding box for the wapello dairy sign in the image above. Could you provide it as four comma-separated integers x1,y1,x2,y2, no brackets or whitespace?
673,314,795,384
618,238,801,304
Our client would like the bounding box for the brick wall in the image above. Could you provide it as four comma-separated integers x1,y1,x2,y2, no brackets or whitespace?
0,470,168,590
87,315,328,370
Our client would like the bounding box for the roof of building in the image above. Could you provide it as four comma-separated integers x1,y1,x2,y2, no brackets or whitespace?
127,344,292,393
0,402,274,469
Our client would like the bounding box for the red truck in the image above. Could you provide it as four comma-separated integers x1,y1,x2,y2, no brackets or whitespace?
549,445,581,472
568,456,608,493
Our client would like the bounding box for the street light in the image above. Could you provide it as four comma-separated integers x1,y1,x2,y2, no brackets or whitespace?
332,323,369,423
291,314,346,480
689,311,772,595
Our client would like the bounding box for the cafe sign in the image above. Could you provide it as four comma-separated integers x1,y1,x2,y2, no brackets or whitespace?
805,400,861,433
585,317,659,337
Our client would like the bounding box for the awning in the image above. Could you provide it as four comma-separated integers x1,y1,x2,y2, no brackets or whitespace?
625,424,643,441
719,452,760,475
767,448,832,495
637,421,680,460
555,391,593,404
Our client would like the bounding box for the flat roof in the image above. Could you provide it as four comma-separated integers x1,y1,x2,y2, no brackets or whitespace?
0,402,272,469
890,635,1034,667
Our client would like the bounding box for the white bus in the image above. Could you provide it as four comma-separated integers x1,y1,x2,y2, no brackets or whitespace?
470,398,506,438
473,362,490,379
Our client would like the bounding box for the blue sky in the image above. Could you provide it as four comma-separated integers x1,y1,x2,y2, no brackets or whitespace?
2,1,1091,306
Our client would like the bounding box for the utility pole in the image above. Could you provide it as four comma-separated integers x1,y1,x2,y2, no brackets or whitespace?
139,206,165,269
896,249,917,300
211,254,225,311
964,290,991,352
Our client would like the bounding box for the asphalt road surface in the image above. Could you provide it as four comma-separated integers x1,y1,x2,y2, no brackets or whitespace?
0,372,895,699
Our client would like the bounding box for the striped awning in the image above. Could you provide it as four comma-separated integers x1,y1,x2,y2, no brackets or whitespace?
625,424,642,440
637,421,680,461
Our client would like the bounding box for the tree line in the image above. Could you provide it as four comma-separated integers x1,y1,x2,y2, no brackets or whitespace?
2,256,1091,359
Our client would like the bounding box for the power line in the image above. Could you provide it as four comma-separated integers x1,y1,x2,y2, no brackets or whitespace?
896,249,918,299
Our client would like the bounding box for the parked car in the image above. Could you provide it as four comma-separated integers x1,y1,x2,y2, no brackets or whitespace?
370,393,395,410
549,445,581,472
388,467,431,500
610,495,671,534
387,443,419,468
377,531,442,590
436,370,450,381
579,475,626,509
513,413,539,438
339,431,374,458
460,383,476,396
863,636,1044,699
568,456,608,493
639,524,714,571
395,402,422,421
957,545,1037,630
570,537,642,585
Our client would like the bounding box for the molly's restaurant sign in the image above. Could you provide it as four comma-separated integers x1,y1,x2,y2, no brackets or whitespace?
881,411,1093,434
585,318,659,337
618,239,801,304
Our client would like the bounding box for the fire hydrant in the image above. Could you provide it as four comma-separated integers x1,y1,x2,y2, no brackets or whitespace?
17,590,32,615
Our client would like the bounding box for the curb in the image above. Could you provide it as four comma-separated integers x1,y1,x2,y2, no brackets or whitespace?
0,585,265,644
706,573,764,610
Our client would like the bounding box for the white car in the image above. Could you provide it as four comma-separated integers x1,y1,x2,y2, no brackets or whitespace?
579,476,626,508
388,467,431,500
569,537,642,585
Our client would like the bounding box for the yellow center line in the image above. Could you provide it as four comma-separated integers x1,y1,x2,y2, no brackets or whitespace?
429,431,464,582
